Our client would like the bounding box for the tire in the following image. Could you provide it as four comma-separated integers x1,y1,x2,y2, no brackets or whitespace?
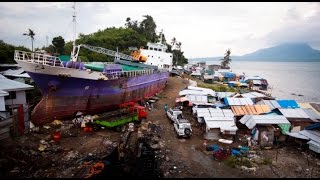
184,128,191,136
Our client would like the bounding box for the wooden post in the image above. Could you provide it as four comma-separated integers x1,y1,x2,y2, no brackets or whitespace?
275,136,279,162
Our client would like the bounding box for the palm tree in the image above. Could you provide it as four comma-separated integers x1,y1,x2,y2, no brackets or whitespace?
220,49,231,68
23,28,35,51
176,42,182,50
171,37,176,47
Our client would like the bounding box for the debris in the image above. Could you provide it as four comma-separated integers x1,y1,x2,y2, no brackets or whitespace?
43,126,51,129
40,139,48,144
52,120,63,125
38,144,47,151
240,166,256,172
218,138,233,144
64,151,79,161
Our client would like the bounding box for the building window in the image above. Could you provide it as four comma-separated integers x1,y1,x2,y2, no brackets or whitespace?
154,48,158,51
150,47,153,50
158,49,162,51
5,91,16,100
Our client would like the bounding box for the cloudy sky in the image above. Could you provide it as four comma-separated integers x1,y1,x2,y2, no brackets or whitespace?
0,2,320,58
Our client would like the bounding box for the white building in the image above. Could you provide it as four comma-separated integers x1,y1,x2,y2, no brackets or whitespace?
140,42,173,72
0,74,33,119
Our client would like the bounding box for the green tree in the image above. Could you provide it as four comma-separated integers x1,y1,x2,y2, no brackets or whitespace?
139,15,157,42
0,40,30,64
23,28,35,51
43,45,55,55
52,36,65,55
220,49,231,68
172,49,188,66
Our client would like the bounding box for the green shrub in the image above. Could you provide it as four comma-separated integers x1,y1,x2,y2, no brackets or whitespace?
263,157,272,165
225,156,238,168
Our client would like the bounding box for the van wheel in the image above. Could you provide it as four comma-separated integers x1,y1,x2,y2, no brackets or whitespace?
184,128,191,136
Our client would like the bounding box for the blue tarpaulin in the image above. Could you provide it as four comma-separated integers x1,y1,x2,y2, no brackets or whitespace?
223,72,235,78
277,100,300,108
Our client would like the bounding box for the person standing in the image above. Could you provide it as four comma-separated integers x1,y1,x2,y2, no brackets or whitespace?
164,104,168,112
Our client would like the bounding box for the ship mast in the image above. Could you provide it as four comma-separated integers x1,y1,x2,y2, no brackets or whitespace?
159,29,163,44
71,2,78,62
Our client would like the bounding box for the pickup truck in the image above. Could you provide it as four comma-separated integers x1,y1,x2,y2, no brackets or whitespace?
173,118,192,138
166,108,183,123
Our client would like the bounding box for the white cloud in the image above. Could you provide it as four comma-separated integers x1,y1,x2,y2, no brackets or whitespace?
0,2,319,58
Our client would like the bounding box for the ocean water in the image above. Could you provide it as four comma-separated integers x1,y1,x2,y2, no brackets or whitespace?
191,60,320,103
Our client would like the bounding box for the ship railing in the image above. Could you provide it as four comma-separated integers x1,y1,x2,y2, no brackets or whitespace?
14,50,64,67
121,69,154,78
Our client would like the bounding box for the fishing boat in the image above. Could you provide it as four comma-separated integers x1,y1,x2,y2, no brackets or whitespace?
13,4,171,125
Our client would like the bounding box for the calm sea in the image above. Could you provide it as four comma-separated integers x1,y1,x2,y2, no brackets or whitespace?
190,60,320,103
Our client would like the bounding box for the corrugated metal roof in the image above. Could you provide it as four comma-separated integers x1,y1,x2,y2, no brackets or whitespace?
287,132,310,140
239,115,290,129
0,90,9,96
277,100,300,108
187,86,215,95
197,112,211,118
196,108,234,118
186,95,208,103
2,68,25,76
299,130,320,143
196,108,216,113
6,73,30,78
299,103,320,115
244,76,264,81
307,140,320,150
241,92,266,99
175,97,189,103
256,100,281,110
179,89,215,96
278,108,310,118
303,109,320,121
231,105,271,116
0,78,33,91
252,80,262,85
205,120,238,131
216,92,236,99
204,116,234,121
224,98,254,106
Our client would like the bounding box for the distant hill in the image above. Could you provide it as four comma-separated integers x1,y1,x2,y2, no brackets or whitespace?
190,43,320,62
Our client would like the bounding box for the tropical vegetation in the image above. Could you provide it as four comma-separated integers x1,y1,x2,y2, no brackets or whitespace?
0,15,188,65
220,48,232,68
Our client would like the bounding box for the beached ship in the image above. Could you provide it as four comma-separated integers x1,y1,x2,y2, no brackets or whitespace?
13,5,171,126
140,31,173,72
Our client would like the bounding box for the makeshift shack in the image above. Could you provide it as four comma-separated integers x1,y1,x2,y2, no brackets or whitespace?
239,115,291,147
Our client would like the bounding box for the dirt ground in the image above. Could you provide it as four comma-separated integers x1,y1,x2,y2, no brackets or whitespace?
146,76,320,178
0,76,320,178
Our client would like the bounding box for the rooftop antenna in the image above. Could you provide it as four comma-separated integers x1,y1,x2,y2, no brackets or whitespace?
46,35,48,47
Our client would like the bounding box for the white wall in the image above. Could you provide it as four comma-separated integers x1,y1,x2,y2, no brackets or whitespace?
0,96,6,111
141,49,173,71
5,90,27,106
